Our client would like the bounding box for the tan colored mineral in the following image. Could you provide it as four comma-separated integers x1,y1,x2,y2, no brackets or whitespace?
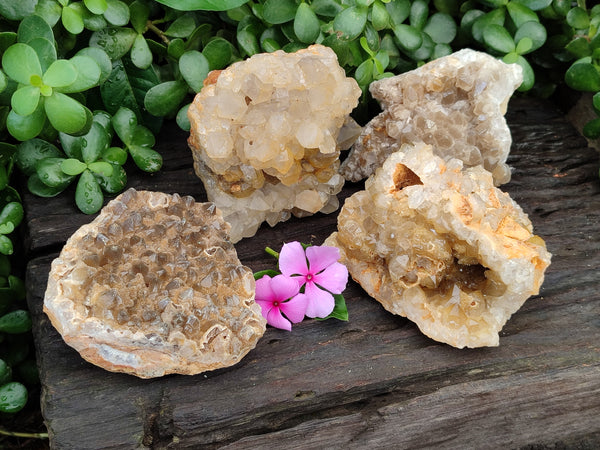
340,49,522,186
326,143,551,348
188,44,361,242
44,189,266,378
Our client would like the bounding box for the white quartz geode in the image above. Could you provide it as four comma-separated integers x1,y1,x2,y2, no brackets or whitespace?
340,49,523,186
188,44,361,242
326,143,551,348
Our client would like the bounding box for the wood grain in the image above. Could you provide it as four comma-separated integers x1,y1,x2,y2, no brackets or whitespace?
24,97,600,449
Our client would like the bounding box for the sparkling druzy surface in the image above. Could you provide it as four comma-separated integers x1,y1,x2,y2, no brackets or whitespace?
326,143,551,348
44,189,266,378
188,44,361,242
340,49,523,186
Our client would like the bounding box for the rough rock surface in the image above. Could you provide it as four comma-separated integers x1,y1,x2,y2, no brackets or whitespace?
340,49,522,186
188,44,361,242
326,143,551,348
43,189,266,378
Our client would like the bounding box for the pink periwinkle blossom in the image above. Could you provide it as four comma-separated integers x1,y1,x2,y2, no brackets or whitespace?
255,274,308,331
279,242,348,318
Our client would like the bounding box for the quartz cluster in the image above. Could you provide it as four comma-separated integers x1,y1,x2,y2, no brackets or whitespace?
326,143,551,348
188,44,361,242
44,189,266,378
340,49,522,186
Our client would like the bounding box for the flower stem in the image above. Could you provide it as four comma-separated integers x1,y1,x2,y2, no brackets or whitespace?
265,247,279,259
147,20,170,45
0,428,49,439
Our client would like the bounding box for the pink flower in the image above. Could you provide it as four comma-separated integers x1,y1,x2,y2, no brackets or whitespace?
255,274,308,331
279,242,348,318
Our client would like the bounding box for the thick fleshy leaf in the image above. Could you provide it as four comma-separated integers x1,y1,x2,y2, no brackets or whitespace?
27,38,57,73
11,86,40,117
0,0,36,21
471,9,506,43
60,55,102,93
129,0,150,34
582,117,600,139
62,5,85,35
393,24,422,51
35,157,74,188
514,55,535,91
75,47,112,84
95,163,126,193
165,13,196,38
44,92,91,134
0,202,24,231
17,13,54,45
76,169,104,214
237,28,260,57
506,2,538,28
102,146,128,165
176,104,191,131
89,27,137,60
144,80,189,117
111,107,136,146
2,43,42,85
60,158,87,176
155,0,249,11
511,0,551,11
262,0,296,24
131,125,155,148
27,173,67,197
409,0,429,30
59,132,82,160
371,0,390,30
593,92,600,113
202,37,233,70
294,3,320,44
88,161,113,176
179,51,209,92
385,0,410,25
355,58,374,86
6,106,45,141
34,0,62,26
82,122,110,163
84,0,108,15
566,7,589,29
423,13,456,44
104,0,130,26
483,24,515,53
333,6,368,40
129,145,162,172
0,32,17,55
514,21,546,54
279,241,309,278
0,382,27,413
131,33,153,69
565,61,600,92
43,60,77,88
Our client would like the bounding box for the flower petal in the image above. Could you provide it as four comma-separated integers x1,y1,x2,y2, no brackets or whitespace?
279,241,308,277
304,281,335,318
306,245,341,274
313,262,348,294
280,293,308,323
255,299,274,319
270,274,300,301
255,275,275,302
267,307,292,331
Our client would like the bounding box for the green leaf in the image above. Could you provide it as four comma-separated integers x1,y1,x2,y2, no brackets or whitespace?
566,7,589,29
405,30,434,61
60,158,87,176
565,62,600,92
17,13,54,45
511,0,551,10
253,269,280,280
27,173,67,197
333,6,368,40
131,125,155,148
60,55,102,93
6,105,46,141
180,51,210,93
90,27,137,60
165,13,197,38
154,0,250,11
102,146,128,165
393,24,422,51
27,38,57,74
129,0,150,34
483,24,515,53
506,2,539,28
0,202,23,230
566,36,591,59
176,103,191,131
94,163,126,193
311,0,343,17
59,133,82,160
514,21,546,54
35,0,62,27
74,47,112,84
471,9,506,43
0,382,27,413
84,0,108,15
371,0,391,30
0,32,17,55
514,55,535,91
129,145,162,172
83,122,110,163
104,0,130,26
0,0,36,21
409,0,429,30
593,92,600,113
355,59,374,86
45,92,91,135
424,13,456,44
237,28,261,57
0,235,12,255
144,80,188,117
62,4,85,35
36,157,75,188
203,37,233,70
515,36,533,54
385,0,410,25
294,3,320,44
2,43,42,85
0,167,7,193
131,34,153,69
582,117,600,139
112,107,137,146
88,161,113,176
11,86,40,117
75,169,104,214
167,38,186,59
262,0,297,24
43,60,77,88
8,275,25,300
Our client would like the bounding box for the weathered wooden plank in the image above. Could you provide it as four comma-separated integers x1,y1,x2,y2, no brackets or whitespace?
24,97,600,449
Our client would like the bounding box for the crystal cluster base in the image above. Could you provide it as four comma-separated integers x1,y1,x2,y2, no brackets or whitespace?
326,143,551,348
340,49,522,186
188,44,361,242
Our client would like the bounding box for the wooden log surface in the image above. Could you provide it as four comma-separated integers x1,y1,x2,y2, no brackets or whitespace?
23,97,600,449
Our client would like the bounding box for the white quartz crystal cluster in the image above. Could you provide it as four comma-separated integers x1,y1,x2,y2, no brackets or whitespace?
326,143,551,348
188,44,361,242
340,49,523,186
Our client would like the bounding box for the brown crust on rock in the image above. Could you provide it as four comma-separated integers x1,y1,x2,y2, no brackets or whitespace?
43,189,266,378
